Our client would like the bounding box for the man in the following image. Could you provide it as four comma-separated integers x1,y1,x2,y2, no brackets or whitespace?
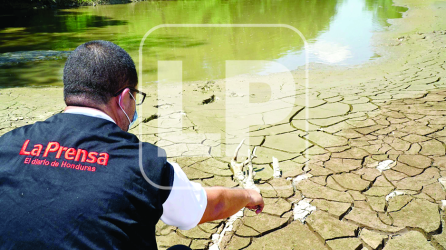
0,40,264,249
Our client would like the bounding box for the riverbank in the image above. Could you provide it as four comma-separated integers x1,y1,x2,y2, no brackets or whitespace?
1,0,446,249
0,0,140,11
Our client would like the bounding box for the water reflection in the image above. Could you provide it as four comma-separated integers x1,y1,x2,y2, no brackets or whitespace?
0,0,407,88
0,11,126,33
0,11,127,52
365,0,408,28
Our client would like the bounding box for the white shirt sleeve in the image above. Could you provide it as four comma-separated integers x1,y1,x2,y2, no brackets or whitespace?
160,161,207,230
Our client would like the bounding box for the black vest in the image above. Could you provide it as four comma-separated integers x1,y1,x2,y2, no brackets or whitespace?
0,113,173,250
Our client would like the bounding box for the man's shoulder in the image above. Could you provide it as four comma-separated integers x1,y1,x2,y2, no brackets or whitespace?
0,113,116,141
0,122,37,141
0,113,167,161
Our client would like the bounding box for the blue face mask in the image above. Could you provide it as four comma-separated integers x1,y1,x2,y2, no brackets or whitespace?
129,110,138,128
119,93,138,131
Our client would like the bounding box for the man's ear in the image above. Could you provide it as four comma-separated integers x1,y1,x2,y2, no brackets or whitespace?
118,88,131,108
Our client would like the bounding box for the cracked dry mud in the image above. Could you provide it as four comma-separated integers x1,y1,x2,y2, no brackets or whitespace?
152,54,446,248
2,0,446,249
149,2,446,247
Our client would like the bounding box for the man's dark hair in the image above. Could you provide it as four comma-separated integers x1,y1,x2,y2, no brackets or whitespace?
63,40,137,105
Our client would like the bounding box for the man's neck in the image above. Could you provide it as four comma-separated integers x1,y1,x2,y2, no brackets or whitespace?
64,106,117,124
64,96,127,131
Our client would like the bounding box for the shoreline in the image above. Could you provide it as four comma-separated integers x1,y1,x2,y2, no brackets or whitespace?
1,0,445,149
0,0,144,11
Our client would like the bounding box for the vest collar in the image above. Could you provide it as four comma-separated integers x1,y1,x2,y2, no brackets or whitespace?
64,107,116,124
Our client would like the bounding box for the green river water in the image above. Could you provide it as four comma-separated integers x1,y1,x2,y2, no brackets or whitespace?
0,0,407,88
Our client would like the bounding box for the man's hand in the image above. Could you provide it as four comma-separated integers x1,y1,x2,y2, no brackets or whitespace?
199,187,264,224
244,189,264,214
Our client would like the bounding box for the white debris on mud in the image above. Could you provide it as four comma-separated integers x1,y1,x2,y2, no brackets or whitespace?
290,173,313,187
386,190,406,201
288,173,313,193
243,178,260,193
209,209,245,250
376,160,396,172
272,157,282,178
293,199,316,223
211,140,260,250
438,177,446,189
441,200,446,211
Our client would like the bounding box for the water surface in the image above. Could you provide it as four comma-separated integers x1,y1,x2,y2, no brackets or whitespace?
0,0,407,88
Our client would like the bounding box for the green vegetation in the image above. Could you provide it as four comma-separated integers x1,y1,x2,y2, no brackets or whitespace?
0,0,130,10
365,0,408,27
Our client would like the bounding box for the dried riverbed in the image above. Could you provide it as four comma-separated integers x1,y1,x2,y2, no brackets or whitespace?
1,0,446,249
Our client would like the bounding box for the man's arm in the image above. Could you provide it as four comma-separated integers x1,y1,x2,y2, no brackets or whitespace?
160,161,264,229
199,187,264,224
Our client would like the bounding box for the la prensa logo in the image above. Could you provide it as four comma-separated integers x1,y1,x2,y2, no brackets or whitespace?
19,140,109,166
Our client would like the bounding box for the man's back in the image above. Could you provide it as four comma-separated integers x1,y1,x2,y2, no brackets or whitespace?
0,113,172,249
0,40,265,250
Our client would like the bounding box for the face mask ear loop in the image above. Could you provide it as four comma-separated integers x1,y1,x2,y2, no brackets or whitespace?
129,92,136,103
119,95,131,124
